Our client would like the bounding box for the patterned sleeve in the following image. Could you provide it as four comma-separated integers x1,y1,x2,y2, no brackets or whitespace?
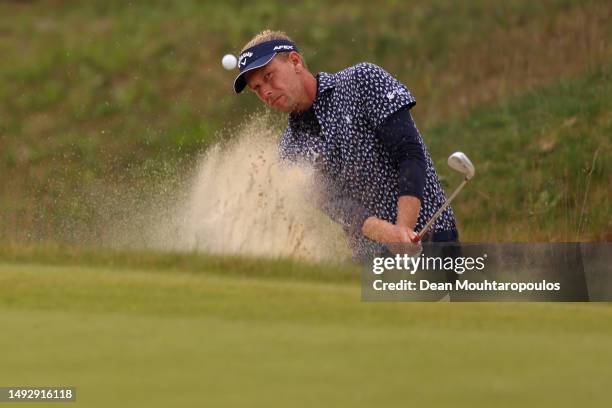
353,62,416,129
278,126,297,163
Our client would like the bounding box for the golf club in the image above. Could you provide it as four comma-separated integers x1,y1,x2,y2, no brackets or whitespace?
411,151,475,243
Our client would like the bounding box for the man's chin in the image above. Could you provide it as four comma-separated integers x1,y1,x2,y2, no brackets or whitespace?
267,98,296,113
271,104,293,113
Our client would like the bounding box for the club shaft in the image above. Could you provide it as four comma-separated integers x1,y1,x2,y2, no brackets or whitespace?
414,178,468,241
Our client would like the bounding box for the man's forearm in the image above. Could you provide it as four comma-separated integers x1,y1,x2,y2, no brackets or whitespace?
396,195,421,231
362,216,405,243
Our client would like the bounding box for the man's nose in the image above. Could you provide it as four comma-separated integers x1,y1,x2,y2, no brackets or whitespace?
264,89,273,103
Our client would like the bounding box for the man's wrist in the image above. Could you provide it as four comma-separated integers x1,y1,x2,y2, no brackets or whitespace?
361,216,378,236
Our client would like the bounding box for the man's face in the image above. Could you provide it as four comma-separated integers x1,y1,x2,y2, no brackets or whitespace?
245,53,304,113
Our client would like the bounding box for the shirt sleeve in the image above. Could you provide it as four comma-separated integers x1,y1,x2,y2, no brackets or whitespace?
375,108,426,202
354,62,416,129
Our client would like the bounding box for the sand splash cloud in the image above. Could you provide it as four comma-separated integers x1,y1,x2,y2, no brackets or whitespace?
154,116,348,261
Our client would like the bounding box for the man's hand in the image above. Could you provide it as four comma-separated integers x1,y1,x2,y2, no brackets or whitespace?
362,216,422,256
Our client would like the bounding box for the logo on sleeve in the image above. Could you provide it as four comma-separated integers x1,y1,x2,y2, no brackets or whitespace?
387,88,407,100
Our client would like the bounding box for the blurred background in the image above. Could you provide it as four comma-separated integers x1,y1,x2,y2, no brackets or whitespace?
1,0,610,246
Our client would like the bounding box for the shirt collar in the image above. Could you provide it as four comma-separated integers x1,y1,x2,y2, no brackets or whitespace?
316,71,336,93
288,72,336,126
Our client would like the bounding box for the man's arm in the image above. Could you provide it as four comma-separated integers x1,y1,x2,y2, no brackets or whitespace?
362,108,426,243
351,63,426,244
386,108,425,233
396,195,420,232
362,216,411,243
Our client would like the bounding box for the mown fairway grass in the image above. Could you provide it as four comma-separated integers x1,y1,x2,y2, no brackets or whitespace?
1,246,612,407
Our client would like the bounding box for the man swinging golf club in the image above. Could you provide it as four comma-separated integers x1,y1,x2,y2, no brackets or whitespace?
234,30,460,261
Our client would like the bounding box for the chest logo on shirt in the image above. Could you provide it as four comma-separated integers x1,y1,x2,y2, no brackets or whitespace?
387,88,406,100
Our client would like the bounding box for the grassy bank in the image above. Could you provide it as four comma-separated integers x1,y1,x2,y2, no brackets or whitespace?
1,0,611,242
428,66,611,241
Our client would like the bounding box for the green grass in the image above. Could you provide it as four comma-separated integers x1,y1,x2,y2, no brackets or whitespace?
1,254,611,407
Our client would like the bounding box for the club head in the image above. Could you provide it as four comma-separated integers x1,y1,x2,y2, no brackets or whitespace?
448,152,475,180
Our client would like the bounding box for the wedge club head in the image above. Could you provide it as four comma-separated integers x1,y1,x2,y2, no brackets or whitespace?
448,151,475,180
411,151,476,243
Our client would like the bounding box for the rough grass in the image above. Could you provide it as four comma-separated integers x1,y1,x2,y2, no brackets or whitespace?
428,66,612,241
1,0,611,242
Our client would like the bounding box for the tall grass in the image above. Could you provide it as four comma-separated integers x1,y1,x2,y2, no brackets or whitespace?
427,67,611,241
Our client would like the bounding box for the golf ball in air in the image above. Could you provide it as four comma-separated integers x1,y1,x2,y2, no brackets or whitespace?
222,54,237,70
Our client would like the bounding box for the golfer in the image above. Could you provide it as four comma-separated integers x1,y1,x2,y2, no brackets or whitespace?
234,30,458,261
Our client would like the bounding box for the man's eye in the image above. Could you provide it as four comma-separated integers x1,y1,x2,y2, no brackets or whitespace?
265,72,272,80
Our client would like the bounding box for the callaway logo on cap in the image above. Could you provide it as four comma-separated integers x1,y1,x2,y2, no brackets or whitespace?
238,52,253,67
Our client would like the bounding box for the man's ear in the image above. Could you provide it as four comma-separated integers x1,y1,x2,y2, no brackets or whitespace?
289,51,302,71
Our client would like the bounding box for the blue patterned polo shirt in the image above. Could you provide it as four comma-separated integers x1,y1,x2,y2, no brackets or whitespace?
279,62,457,252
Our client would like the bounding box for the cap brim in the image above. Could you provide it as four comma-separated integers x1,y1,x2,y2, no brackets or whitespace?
233,53,277,94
